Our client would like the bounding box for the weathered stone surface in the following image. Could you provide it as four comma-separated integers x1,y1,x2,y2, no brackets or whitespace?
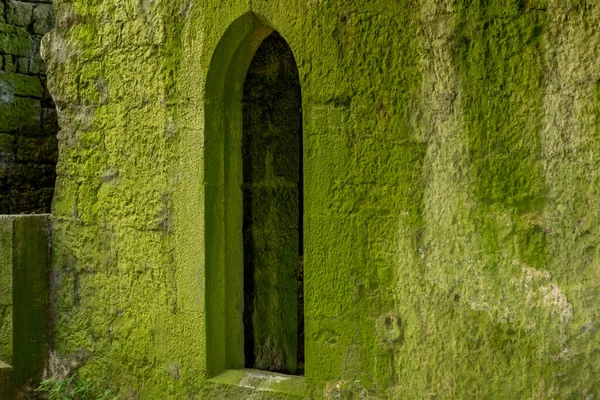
15,137,57,162
0,221,12,369
29,54,42,74
32,4,54,35
0,135,16,154
0,97,40,133
5,1,33,28
0,24,32,56
9,163,55,186
15,57,28,74
0,72,44,98
2,56,15,73
11,187,54,211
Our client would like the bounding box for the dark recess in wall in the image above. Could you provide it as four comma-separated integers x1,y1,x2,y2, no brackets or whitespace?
242,31,304,375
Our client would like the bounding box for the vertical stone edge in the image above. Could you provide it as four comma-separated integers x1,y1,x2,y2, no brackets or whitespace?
12,214,51,393
0,217,14,400
0,217,13,364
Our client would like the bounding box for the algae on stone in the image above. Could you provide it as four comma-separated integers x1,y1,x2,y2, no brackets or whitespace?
42,0,600,398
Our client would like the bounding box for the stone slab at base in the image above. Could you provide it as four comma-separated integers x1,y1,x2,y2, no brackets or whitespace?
209,369,305,398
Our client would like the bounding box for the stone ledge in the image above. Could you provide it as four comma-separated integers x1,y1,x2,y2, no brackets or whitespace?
209,369,305,398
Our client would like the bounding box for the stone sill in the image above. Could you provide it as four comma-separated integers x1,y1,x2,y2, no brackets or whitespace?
209,369,305,398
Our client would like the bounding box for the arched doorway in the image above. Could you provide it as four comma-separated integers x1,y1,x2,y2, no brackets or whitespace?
204,13,303,377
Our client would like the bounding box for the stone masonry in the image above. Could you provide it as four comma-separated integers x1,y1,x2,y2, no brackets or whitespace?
0,0,56,214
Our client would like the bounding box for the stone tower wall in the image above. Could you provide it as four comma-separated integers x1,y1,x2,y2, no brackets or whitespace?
0,0,56,214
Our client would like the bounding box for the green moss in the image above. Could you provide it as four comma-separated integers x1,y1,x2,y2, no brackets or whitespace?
0,23,32,56
0,72,44,98
0,220,13,366
0,361,13,400
0,97,41,134
457,3,547,211
595,79,600,140
44,0,600,398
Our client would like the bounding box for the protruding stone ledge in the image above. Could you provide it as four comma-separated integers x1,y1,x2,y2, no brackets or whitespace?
209,369,305,398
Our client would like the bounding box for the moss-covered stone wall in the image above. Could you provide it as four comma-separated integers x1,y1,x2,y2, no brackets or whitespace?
0,0,57,213
43,0,600,398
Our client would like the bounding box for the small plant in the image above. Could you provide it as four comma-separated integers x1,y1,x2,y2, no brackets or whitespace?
35,375,118,400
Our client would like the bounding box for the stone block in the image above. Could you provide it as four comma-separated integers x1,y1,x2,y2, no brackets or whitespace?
0,97,41,134
0,2,5,23
0,135,16,154
0,72,44,98
0,197,10,216
15,136,57,162
0,361,13,400
0,221,12,366
5,1,34,28
29,54,42,74
9,163,55,187
16,57,29,74
1,56,15,73
39,75,52,99
11,188,54,213
32,4,54,35
0,308,11,365
0,23,32,56
41,107,57,135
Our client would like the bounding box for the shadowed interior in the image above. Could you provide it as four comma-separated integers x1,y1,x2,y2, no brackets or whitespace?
242,31,304,375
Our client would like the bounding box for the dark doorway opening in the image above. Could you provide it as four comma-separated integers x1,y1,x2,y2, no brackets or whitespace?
242,31,304,375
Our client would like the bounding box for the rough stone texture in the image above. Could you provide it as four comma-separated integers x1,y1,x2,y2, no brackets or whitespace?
0,215,51,400
0,219,12,365
0,0,57,214
42,0,600,398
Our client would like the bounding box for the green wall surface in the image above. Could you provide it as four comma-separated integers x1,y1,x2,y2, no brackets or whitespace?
0,219,13,366
43,0,600,398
